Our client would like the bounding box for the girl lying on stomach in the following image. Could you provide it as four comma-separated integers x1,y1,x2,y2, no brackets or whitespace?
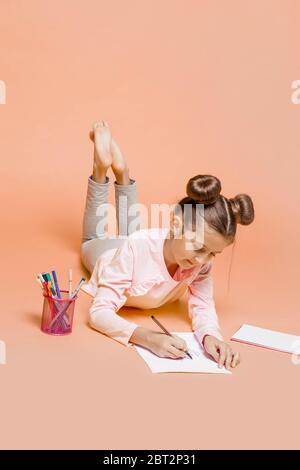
80,121,255,370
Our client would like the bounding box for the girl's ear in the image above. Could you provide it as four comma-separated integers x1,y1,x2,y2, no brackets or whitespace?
170,212,183,238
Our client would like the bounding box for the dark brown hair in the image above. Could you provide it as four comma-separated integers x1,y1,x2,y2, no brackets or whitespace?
177,174,255,240
176,174,255,295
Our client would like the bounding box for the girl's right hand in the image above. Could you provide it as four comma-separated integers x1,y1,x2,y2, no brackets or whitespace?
146,331,188,359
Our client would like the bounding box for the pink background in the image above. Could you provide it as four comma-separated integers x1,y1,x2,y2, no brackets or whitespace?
0,0,299,449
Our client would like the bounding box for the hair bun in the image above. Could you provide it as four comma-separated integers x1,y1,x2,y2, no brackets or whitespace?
228,194,255,225
186,174,221,205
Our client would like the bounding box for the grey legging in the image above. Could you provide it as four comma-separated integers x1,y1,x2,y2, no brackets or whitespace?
80,175,141,274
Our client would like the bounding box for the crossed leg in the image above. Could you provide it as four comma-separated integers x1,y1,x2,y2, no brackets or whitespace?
80,121,140,274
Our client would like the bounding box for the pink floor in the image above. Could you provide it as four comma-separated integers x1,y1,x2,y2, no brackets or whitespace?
1,0,300,450
1,222,299,449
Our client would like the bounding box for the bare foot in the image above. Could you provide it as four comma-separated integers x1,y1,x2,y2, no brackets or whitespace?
110,138,130,185
89,121,112,183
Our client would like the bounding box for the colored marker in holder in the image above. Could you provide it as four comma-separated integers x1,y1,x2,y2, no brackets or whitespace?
41,289,77,336
37,270,85,336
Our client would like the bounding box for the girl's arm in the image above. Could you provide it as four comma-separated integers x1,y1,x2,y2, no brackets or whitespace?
187,261,223,347
188,263,241,369
89,238,190,358
89,238,188,357
89,239,139,347
89,289,139,347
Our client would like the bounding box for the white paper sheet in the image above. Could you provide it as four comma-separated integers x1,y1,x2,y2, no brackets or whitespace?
134,332,231,374
231,324,300,354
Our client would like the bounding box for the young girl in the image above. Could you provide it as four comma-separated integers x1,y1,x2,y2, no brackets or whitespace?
80,121,255,370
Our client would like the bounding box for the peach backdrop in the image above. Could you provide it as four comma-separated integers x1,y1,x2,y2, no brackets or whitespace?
0,0,299,449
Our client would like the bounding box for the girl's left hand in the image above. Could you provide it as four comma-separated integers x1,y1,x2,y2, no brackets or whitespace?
203,335,240,369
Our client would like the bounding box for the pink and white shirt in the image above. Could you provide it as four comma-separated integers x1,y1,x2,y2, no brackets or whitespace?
80,228,223,347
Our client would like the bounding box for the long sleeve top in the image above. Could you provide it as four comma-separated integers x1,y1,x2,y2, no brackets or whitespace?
80,227,223,348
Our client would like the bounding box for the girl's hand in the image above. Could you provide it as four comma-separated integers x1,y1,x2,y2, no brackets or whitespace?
147,331,188,359
203,335,240,369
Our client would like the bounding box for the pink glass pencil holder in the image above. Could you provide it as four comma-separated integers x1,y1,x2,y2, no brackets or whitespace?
41,289,77,336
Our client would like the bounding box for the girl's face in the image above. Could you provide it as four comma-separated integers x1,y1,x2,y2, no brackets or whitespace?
168,217,233,269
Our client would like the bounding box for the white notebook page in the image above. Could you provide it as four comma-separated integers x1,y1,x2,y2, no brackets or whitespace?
134,332,231,374
231,324,300,354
